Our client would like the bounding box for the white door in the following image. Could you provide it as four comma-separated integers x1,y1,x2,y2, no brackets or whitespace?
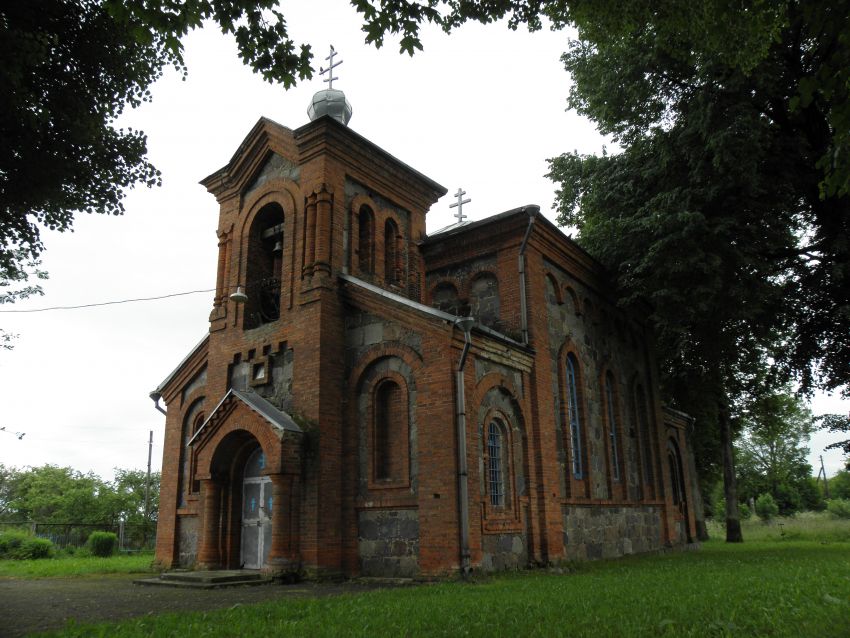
241,448,272,569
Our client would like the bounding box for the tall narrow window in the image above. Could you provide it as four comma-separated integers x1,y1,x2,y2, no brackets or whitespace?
635,384,655,486
487,420,505,507
374,379,404,481
667,441,684,505
384,218,399,285
565,354,584,479
605,372,621,482
358,205,374,275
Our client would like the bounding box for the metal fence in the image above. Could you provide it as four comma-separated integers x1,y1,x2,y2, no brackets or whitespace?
0,521,156,551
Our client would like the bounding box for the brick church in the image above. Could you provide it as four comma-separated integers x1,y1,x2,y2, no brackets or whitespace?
151,75,698,578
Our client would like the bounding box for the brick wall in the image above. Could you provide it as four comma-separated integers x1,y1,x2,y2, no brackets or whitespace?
153,115,696,579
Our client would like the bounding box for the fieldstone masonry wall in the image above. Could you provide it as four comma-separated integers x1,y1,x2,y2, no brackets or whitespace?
481,533,528,571
358,509,419,577
178,516,198,568
563,505,662,560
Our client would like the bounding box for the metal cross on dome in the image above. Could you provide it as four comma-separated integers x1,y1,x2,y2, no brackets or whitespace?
450,187,471,222
319,45,343,90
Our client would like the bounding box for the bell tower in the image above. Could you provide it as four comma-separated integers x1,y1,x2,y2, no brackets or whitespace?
188,48,445,576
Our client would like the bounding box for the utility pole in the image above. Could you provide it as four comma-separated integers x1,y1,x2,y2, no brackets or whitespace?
143,430,153,546
818,455,830,499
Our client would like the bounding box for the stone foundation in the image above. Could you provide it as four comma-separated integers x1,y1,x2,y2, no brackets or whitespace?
177,515,198,568
481,533,527,571
358,509,419,577
562,505,662,560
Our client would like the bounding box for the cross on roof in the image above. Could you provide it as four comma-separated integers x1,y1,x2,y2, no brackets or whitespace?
449,187,471,223
319,45,343,90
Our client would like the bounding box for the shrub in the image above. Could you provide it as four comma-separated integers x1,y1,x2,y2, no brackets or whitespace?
756,493,779,521
17,537,53,559
0,531,29,558
0,532,54,559
775,483,802,516
829,471,850,500
738,502,752,520
87,531,118,557
827,498,850,519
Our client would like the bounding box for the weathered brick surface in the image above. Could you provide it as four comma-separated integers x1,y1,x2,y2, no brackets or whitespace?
153,115,698,579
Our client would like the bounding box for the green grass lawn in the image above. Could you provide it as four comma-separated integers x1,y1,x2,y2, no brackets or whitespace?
0,552,155,579
36,536,850,638
708,510,850,543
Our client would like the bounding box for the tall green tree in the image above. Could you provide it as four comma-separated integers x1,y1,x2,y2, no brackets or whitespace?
7,465,108,523
349,0,850,539
0,464,161,524
1,0,313,316
736,390,815,514
106,468,160,525
546,2,849,540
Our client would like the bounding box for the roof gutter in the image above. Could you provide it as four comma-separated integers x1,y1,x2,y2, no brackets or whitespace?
518,206,540,345
454,316,475,577
149,391,167,415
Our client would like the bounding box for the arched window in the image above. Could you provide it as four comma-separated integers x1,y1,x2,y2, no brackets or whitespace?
565,353,584,479
469,272,500,328
358,205,375,275
544,273,562,306
634,383,655,489
179,399,204,507
374,379,406,482
244,202,284,329
432,282,461,314
486,419,507,507
384,218,400,285
605,372,621,483
667,440,684,506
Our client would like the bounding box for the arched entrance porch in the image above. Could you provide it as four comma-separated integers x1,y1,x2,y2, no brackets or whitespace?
189,390,304,575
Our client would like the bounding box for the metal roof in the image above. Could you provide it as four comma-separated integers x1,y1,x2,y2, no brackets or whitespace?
153,334,209,395
188,388,302,446
339,273,526,349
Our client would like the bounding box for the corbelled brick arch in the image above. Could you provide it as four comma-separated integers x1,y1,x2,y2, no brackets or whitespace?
233,179,302,324
556,338,592,500
349,194,379,279
471,376,530,570
342,343,424,576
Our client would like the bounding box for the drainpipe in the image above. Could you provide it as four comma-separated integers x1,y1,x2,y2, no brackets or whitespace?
518,206,540,345
149,391,167,415
454,315,475,577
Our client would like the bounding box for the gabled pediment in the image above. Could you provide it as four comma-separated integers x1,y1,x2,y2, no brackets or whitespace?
199,117,300,203
189,388,302,452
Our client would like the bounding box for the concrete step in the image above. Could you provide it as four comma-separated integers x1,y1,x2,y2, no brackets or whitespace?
134,570,272,589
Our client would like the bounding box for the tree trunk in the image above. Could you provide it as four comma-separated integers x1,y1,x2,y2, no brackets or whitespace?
719,400,743,542
684,418,709,541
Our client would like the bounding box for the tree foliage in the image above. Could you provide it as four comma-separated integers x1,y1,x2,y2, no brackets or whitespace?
0,464,159,524
1,0,312,308
735,390,817,515
817,413,850,461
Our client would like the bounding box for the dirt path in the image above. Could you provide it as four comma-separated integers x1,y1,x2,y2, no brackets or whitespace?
0,575,387,637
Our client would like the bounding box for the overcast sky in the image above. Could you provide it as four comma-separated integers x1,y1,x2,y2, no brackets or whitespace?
1,0,847,482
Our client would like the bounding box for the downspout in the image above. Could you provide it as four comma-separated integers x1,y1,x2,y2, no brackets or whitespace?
518,206,540,345
454,316,475,577
149,391,167,415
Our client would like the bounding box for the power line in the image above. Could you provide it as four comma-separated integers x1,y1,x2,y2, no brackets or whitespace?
0,288,215,313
